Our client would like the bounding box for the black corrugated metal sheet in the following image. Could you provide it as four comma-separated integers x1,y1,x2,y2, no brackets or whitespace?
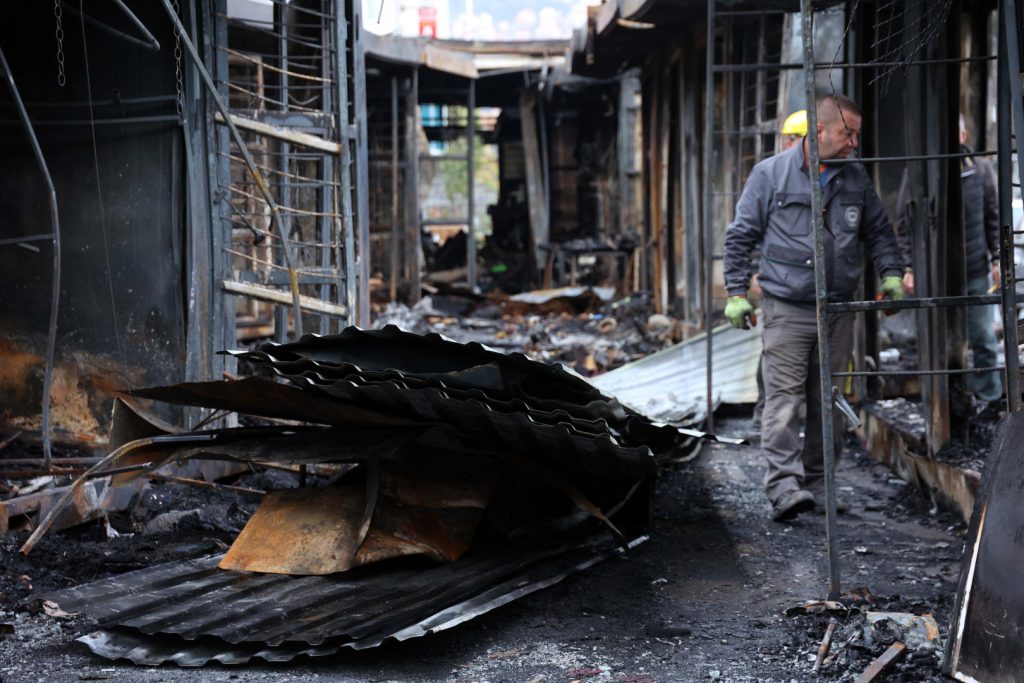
50,530,645,665
40,326,684,665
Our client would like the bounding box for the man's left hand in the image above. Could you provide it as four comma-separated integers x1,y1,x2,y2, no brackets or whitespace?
992,261,1001,288
880,275,905,301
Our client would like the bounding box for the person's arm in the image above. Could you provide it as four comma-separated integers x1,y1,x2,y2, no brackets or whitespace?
724,164,771,297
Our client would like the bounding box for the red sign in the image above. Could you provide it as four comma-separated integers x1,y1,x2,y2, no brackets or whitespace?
418,7,437,37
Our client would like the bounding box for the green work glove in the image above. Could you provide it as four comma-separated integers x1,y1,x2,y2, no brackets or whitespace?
724,295,755,329
880,275,905,301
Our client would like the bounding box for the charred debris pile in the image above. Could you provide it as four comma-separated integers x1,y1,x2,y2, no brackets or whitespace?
15,325,705,665
370,288,686,377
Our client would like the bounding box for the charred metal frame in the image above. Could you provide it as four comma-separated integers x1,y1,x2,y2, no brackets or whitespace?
419,80,478,292
0,47,62,467
0,0,369,447
797,0,839,598
702,0,1024,597
365,61,422,302
200,0,364,341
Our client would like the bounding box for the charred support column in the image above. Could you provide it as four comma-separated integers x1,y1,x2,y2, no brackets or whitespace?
998,0,1023,411
801,0,841,599
702,0,716,433
467,80,477,291
279,3,294,340
0,47,61,468
942,2,966,430
333,5,357,325
405,69,421,303
390,76,400,302
353,0,371,326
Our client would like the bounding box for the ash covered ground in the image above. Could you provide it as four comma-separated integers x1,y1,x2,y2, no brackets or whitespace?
0,414,967,683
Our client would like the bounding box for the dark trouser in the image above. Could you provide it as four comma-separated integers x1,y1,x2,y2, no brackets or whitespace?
966,273,1003,402
760,295,854,504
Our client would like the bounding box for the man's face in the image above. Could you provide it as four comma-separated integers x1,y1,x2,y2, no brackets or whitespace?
817,110,861,159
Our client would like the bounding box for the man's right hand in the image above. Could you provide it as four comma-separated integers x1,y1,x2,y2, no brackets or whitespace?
725,296,755,329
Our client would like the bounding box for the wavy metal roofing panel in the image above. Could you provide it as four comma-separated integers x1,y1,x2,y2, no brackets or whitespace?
592,321,761,423
50,531,645,665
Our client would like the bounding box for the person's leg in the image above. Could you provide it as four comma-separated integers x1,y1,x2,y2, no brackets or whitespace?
761,297,817,504
967,274,1003,403
802,312,855,495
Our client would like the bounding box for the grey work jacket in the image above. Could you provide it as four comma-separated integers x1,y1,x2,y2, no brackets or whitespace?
723,142,905,304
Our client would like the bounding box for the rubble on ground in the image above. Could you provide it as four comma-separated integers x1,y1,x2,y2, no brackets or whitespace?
372,291,682,377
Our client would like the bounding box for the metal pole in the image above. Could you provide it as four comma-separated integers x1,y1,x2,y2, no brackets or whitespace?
159,0,303,337
998,2,1022,412
278,2,295,339
800,0,841,599
333,10,357,326
0,47,61,469
467,80,477,291
390,76,400,302
353,0,371,327
406,69,421,303
703,0,716,433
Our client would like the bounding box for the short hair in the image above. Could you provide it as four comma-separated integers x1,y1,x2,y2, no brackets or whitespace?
816,94,861,124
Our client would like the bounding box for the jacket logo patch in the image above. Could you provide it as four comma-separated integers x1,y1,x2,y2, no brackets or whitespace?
844,206,860,227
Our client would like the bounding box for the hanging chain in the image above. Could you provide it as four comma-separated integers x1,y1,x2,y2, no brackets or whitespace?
172,0,185,117
54,0,66,87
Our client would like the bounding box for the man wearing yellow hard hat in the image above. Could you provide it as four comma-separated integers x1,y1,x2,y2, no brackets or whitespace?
750,110,809,431
781,109,808,149
724,96,906,522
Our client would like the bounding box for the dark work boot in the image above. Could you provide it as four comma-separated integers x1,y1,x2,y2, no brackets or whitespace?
771,489,815,522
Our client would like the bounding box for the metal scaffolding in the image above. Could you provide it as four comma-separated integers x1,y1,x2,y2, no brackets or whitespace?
195,0,364,344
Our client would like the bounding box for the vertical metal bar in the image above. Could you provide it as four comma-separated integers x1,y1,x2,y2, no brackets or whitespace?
942,0,966,428
405,69,421,304
998,1,1022,411
320,157,334,335
801,0,841,599
390,75,400,301
352,0,371,326
278,3,294,338
0,47,61,468
160,0,304,338
537,80,550,253
210,0,235,376
319,0,333,334
703,0,716,433
467,80,477,291
333,8,357,326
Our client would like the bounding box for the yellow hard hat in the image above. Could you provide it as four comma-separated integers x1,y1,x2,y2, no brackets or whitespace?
781,109,807,136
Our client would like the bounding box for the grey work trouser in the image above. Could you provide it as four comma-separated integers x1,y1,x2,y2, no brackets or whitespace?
760,295,854,504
